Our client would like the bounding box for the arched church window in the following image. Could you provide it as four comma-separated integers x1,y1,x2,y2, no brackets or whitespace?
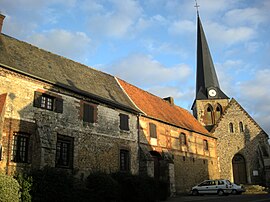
206,105,214,125
239,122,244,133
215,104,222,122
229,122,234,133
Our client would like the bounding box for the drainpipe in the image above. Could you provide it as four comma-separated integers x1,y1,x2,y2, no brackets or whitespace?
137,114,140,175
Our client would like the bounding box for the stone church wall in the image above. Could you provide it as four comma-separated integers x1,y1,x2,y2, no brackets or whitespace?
139,116,219,193
214,100,269,184
0,68,139,177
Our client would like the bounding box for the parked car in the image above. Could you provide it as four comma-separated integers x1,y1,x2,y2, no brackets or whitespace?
191,179,233,196
231,183,245,194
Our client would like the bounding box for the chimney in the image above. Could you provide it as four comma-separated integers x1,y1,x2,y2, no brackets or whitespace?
163,96,174,105
0,14,5,33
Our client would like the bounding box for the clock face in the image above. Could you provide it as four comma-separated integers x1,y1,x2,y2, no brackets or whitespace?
208,89,217,97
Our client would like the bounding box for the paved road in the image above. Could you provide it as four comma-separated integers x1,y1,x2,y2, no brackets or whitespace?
168,194,270,202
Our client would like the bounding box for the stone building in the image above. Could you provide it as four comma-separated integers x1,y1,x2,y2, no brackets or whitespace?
118,79,219,193
192,15,270,186
0,14,140,178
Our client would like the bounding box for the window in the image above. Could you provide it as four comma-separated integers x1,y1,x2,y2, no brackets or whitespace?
0,144,2,161
120,149,130,172
119,114,129,131
203,140,208,151
239,122,244,133
34,91,63,113
12,133,29,163
56,135,74,168
180,133,187,145
83,103,96,123
229,122,234,133
215,104,222,121
149,123,157,138
206,105,214,125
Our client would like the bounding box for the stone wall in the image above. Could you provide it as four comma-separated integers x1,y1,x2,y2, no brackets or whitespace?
0,68,139,177
214,100,270,185
139,116,219,193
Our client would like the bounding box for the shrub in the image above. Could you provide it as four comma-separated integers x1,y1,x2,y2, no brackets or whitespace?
86,171,119,202
111,172,157,202
14,173,33,202
0,173,20,202
30,167,74,202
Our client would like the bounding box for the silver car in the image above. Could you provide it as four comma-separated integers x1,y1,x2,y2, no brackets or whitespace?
191,179,233,196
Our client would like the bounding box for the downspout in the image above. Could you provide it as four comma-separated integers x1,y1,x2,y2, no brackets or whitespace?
137,114,140,174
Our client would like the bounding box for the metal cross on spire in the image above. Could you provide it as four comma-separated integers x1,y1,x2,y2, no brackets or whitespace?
194,0,200,16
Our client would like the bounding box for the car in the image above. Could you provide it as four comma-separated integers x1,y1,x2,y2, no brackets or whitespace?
191,179,233,196
231,183,245,194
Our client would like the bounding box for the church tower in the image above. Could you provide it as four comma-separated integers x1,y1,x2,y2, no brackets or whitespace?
192,15,229,131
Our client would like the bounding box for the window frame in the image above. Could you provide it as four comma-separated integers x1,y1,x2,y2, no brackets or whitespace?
229,122,234,133
34,91,63,113
55,135,74,169
239,122,244,133
119,113,129,131
180,133,187,145
83,103,96,123
12,133,30,163
119,149,130,172
149,123,157,138
203,139,209,151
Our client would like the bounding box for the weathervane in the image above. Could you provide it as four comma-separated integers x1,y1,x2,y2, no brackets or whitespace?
194,0,200,16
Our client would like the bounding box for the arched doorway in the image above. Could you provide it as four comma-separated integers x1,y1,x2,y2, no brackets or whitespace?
232,154,247,184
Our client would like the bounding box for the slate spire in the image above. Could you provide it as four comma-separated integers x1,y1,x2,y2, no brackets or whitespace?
195,15,228,100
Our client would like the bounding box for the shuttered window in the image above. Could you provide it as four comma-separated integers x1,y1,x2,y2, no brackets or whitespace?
149,123,157,138
83,103,95,123
119,114,129,131
33,91,63,113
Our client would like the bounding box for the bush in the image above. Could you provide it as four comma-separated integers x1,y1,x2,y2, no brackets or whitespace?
14,173,33,202
86,171,119,202
30,167,74,202
111,172,158,202
0,173,20,202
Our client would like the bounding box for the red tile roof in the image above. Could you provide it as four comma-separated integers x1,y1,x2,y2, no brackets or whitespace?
118,79,209,135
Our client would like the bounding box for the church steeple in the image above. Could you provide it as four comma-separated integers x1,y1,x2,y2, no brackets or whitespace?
194,15,228,101
192,14,229,130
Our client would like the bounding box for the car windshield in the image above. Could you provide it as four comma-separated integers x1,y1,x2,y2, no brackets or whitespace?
225,180,232,185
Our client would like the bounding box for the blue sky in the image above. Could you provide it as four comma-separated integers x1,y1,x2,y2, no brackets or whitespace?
1,0,270,136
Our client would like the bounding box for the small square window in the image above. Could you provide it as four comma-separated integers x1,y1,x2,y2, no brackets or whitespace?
34,91,63,113
119,114,129,131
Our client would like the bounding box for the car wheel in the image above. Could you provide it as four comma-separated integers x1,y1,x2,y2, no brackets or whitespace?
217,189,224,196
232,189,237,195
192,189,199,196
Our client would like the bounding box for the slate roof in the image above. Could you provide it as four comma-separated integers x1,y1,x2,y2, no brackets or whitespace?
118,79,210,136
0,33,139,113
195,16,228,100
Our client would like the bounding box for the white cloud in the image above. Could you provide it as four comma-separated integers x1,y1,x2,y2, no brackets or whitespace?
27,29,91,61
86,0,143,38
105,53,192,87
168,20,195,35
224,8,266,27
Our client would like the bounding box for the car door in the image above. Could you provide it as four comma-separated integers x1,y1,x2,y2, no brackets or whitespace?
197,180,211,194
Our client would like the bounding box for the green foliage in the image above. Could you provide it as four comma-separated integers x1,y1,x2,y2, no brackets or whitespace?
30,166,74,202
14,173,33,202
86,171,119,202
0,173,20,202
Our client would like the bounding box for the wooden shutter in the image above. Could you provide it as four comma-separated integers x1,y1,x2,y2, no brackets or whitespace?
54,98,63,113
120,114,129,131
149,123,157,138
33,91,42,108
83,103,94,123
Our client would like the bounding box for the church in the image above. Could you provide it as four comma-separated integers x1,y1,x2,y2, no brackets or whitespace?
192,15,270,186
0,10,269,195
